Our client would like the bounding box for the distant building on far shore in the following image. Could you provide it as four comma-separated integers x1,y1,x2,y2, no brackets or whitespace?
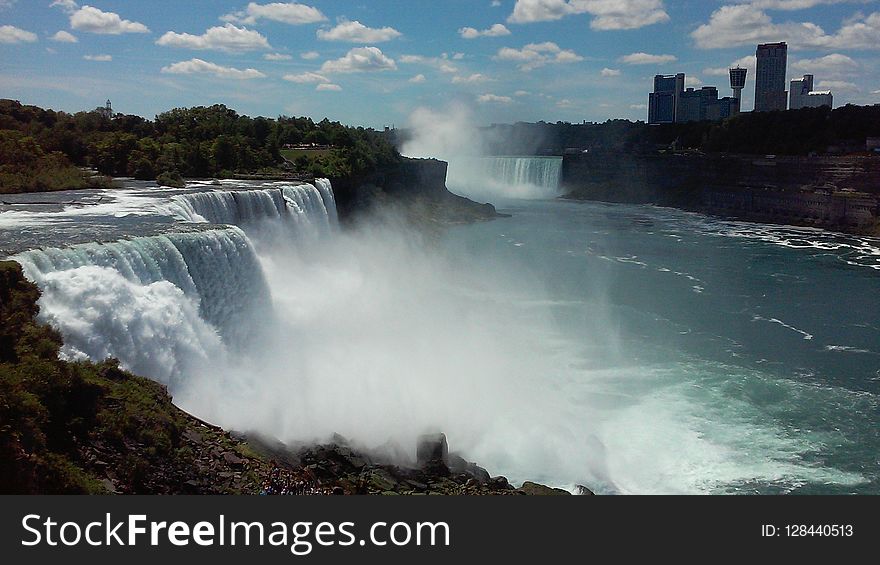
678,86,739,122
755,42,788,112
648,73,685,124
791,75,833,109
95,99,113,119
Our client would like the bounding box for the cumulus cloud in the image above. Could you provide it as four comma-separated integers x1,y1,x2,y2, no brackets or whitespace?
83,54,112,61
264,52,292,60
692,5,880,50
301,51,320,60
459,23,511,38
508,0,669,30
791,53,859,76
316,83,342,91
0,25,37,44
49,0,78,14
685,75,702,87
222,2,327,25
399,53,459,73
619,52,677,65
157,24,270,52
494,41,583,70
282,71,330,83
317,20,401,42
704,55,756,77
630,103,648,109
70,5,149,35
50,30,78,43
600,67,621,76
816,79,859,91
477,93,513,103
452,73,492,83
161,58,266,79
320,46,397,73
409,74,426,83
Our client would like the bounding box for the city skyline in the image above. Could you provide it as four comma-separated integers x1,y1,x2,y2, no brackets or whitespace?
0,1,878,127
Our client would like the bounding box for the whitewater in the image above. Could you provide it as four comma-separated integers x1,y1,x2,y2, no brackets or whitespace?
2,166,879,494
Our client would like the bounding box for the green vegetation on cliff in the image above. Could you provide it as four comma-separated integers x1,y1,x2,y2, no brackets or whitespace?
0,261,272,494
0,99,401,194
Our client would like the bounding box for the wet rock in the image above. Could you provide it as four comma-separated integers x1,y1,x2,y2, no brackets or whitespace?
517,482,572,496
222,452,245,467
364,469,398,492
575,485,596,496
417,433,448,465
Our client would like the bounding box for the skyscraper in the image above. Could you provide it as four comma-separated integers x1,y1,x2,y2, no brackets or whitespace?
648,73,684,124
789,74,814,110
755,42,788,112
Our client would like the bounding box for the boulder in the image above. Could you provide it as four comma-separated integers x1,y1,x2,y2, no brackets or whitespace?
417,433,449,465
517,482,572,496
575,485,596,496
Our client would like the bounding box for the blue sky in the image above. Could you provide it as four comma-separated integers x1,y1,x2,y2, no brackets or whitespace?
1,1,879,127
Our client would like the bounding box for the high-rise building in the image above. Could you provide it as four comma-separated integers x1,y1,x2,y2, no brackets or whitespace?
729,66,747,113
790,75,833,109
789,74,814,110
755,42,788,112
678,87,739,122
648,73,684,124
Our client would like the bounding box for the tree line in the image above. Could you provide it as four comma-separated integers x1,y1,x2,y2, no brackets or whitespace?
475,104,880,156
0,100,400,194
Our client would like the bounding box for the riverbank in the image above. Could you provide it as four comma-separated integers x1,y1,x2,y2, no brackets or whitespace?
561,152,880,236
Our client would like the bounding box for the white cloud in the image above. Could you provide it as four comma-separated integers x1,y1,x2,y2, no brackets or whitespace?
492,0,502,6
452,73,492,83
733,0,858,10
283,71,330,83
399,53,459,73
557,98,576,108
301,51,320,60
459,23,511,38
704,55,756,77
83,54,112,61
514,89,531,96
409,74,426,83
320,46,397,73
477,93,513,103
816,79,859,91
873,89,880,95
619,52,677,65
317,20,401,42
264,52,292,60
494,41,583,71
0,25,37,44
316,83,342,91
222,2,327,25
70,5,149,35
161,58,266,80
508,0,669,30
157,24,270,52
50,0,78,14
685,75,702,87
692,5,880,50
600,67,621,76
50,30,78,43
792,53,859,76
0,0,17,10
630,103,648,109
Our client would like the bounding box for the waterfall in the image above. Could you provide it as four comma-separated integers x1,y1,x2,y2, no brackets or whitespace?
447,157,563,200
10,180,340,388
12,228,273,385
165,180,338,234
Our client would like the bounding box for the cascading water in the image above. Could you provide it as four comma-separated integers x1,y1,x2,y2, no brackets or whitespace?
447,156,563,201
10,179,338,390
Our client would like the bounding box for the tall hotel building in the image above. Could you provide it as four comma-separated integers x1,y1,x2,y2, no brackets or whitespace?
754,42,788,112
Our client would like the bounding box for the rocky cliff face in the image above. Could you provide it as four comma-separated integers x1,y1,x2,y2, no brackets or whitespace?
331,157,498,225
562,152,880,234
